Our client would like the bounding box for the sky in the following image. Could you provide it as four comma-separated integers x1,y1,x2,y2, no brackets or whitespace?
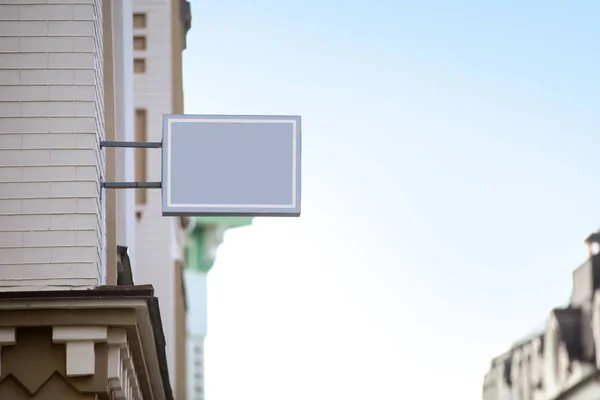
181,1,600,399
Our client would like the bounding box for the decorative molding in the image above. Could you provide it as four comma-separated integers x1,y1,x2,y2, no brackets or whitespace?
107,328,142,400
530,337,543,388
544,315,560,397
0,295,169,400
485,317,587,400
593,291,600,370
543,313,582,397
485,311,598,400
0,327,16,376
204,224,226,266
484,242,600,400
52,326,108,377
556,342,570,387
0,328,15,345
53,326,108,342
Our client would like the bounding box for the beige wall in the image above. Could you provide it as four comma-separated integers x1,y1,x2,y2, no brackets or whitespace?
175,261,187,400
131,2,189,396
132,0,180,390
0,0,106,290
171,0,184,116
171,2,187,398
102,0,117,285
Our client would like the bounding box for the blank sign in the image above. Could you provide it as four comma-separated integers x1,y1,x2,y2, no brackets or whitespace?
162,115,301,217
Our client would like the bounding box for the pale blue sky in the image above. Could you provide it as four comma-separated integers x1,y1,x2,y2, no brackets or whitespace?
182,1,600,399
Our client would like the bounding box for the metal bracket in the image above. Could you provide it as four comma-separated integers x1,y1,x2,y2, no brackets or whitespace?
100,141,162,149
102,182,161,189
100,141,162,190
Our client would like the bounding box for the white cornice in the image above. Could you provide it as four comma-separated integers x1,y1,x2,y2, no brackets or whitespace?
0,298,166,400
108,328,142,400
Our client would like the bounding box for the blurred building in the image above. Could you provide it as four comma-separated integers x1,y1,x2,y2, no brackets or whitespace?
0,1,172,399
482,232,600,400
185,217,254,400
131,0,192,398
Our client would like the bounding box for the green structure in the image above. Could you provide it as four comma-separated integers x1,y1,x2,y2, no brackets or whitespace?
185,216,253,272
184,216,253,400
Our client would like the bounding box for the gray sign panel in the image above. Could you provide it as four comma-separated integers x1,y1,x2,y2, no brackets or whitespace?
162,114,301,217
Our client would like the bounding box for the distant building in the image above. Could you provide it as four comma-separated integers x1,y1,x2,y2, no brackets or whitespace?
131,0,192,398
482,232,600,400
188,332,206,400
185,217,254,400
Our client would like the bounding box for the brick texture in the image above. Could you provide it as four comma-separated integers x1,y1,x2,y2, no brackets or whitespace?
0,0,105,290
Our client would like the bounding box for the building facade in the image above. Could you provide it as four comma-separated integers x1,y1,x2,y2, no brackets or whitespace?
185,217,254,400
131,0,191,399
187,333,206,400
482,233,600,400
0,1,174,398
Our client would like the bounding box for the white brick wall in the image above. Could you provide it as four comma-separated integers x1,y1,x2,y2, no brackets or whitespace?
0,0,105,291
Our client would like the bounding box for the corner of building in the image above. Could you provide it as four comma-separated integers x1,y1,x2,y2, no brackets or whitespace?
482,231,600,400
0,1,174,398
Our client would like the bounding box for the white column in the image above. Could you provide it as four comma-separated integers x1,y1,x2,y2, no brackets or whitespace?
113,0,137,273
186,270,208,400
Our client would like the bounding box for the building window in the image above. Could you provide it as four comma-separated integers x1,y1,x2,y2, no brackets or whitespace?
133,13,146,29
135,109,147,205
133,36,147,50
134,58,146,73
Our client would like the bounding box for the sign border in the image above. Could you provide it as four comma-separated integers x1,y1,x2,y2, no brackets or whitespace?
161,114,302,217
